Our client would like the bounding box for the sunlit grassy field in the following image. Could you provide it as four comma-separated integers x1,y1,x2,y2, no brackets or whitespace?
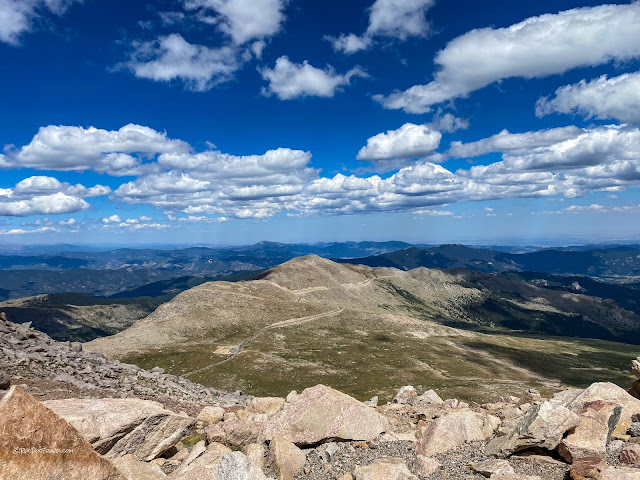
123,308,638,403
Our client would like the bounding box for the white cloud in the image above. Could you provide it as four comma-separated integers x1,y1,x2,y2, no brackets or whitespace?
367,0,434,39
101,215,122,224
0,0,81,45
327,34,372,55
357,123,442,161
429,112,469,133
329,0,434,54
2,123,190,175
536,72,640,124
454,124,640,198
260,56,367,100
564,204,605,213
0,193,88,217
414,209,453,216
104,221,171,231
0,226,59,235
0,176,108,217
9,122,640,224
177,215,228,223
375,3,640,113
449,126,583,159
183,0,288,45
123,34,239,92
355,114,466,172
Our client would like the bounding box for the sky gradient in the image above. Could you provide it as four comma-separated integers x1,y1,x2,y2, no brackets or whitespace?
1,0,640,245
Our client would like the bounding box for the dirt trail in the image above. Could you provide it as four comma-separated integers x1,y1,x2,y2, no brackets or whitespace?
183,308,343,377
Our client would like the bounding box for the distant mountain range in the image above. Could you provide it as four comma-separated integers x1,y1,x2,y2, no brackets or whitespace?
339,244,640,279
0,241,411,298
3,241,640,300
0,241,413,271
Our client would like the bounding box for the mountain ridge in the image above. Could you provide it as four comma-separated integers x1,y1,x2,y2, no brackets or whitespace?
85,255,640,401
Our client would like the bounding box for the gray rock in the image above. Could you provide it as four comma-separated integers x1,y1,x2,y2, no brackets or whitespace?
172,443,232,480
0,373,10,390
111,455,166,480
629,422,640,437
44,397,195,461
264,384,389,446
353,457,418,480
566,382,640,437
632,357,640,380
485,401,580,457
471,459,515,477
217,451,268,480
417,389,444,405
363,396,378,407
416,410,500,456
392,385,417,404
317,442,340,462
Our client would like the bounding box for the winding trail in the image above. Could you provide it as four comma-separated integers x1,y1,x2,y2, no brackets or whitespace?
183,277,374,376
183,308,343,377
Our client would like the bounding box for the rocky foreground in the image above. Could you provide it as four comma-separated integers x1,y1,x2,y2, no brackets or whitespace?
2,313,640,479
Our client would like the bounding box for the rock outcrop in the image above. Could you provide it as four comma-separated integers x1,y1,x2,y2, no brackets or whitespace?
558,400,621,480
0,386,124,480
268,434,306,480
485,401,580,457
415,410,500,456
44,397,195,461
566,383,640,437
263,384,389,445
0,312,247,406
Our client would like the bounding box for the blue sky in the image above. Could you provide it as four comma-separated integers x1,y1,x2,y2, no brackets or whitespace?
1,0,640,245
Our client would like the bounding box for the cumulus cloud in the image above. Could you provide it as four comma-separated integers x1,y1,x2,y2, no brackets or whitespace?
451,124,640,174
328,0,434,54
1,123,190,175
375,3,640,113
429,112,469,133
123,1,289,90
0,0,81,45
21,216,79,228
0,226,59,235
355,114,467,172
449,126,583,159
0,176,108,217
260,56,367,100
357,123,442,162
183,0,288,45
122,34,238,92
8,122,640,224
101,215,122,224
327,34,373,55
536,72,640,124
0,193,88,217
113,145,316,220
